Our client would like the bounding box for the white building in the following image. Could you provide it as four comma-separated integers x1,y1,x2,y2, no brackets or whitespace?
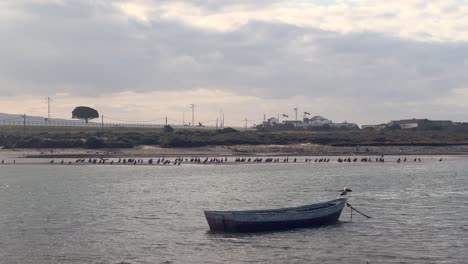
305,116,332,126
267,117,279,126
399,123,418,129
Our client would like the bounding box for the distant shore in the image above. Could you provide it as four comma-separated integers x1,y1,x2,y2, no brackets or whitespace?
2,144,468,159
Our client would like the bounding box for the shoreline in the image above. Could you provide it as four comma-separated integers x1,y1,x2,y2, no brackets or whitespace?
2,144,468,159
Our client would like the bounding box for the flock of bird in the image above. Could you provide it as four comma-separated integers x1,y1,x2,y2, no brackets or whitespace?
0,156,443,166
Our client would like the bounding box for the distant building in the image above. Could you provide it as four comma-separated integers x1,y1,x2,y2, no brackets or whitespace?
260,117,279,128
267,117,279,126
362,124,387,131
362,118,455,131
304,116,332,126
259,114,359,131
389,119,453,130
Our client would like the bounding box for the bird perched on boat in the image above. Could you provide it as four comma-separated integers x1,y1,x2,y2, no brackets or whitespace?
339,187,352,196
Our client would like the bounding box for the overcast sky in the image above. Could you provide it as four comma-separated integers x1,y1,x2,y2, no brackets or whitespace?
1,0,467,126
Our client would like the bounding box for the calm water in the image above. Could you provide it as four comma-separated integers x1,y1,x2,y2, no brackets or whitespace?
0,156,467,264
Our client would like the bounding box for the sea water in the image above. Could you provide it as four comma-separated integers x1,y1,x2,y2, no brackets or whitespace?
0,156,467,263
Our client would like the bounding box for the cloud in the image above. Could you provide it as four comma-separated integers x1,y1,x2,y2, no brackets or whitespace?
116,0,468,42
0,0,467,124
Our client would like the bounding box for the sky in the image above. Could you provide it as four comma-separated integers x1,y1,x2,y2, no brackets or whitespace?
0,0,467,126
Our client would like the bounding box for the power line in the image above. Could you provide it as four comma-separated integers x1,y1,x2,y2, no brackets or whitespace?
104,116,166,123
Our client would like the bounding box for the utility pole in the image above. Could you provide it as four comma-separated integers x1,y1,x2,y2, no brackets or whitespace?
219,109,222,128
165,116,168,125
294,107,298,121
190,104,195,127
46,97,51,122
216,118,218,129
245,118,248,131
263,114,266,122
101,115,104,128
22,114,26,135
222,113,225,128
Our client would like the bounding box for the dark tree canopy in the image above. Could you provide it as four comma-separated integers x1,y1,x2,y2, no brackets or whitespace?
162,125,174,133
72,106,99,123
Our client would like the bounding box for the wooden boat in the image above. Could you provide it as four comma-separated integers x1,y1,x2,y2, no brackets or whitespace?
204,197,347,232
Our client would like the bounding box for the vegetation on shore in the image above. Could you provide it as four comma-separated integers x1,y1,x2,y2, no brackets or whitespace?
1,125,468,149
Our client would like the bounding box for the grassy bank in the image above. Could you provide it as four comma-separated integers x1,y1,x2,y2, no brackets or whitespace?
1,125,468,150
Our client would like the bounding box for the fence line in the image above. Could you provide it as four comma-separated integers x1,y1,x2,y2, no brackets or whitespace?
0,120,252,130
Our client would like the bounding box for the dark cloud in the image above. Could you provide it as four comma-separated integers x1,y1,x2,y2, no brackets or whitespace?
0,0,467,105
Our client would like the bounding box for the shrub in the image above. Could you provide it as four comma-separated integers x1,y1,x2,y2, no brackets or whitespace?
160,136,207,148
84,137,105,148
163,125,174,133
217,127,238,134
141,136,160,145
13,138,83,148
373,136,387,142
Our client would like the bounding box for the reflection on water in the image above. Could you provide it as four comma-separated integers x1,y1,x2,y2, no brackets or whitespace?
0,156,467,263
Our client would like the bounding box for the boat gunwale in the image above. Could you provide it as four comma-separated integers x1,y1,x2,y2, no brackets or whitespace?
204,198,346,215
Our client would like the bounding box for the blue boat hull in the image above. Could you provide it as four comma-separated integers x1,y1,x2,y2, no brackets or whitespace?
205,198,346,232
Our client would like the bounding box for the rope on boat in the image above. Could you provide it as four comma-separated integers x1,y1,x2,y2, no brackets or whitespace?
346,202,372,219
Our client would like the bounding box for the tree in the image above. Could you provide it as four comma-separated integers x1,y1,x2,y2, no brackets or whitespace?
72,106,99,123
162,125,174,133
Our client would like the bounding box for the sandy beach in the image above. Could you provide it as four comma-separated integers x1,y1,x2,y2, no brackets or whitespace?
2,144,468,159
